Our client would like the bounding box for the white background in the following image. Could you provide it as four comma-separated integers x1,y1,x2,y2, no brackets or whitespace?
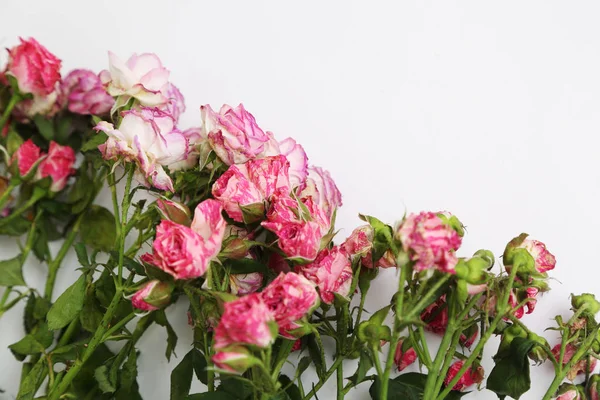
1,1,600,399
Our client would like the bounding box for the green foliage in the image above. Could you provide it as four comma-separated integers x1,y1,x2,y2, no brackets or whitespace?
0,255,26,286
369,373,467,400
47,274,86,330
487,337,536,399
80,205,116,251
171,350,195,400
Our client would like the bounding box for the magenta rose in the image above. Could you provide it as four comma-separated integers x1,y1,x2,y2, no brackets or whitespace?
214,293,276,350
95,107,187,191
212,155,290,222
142,200,224,279
295,246,353,304
131,280,174,311
7,37,61,96
395,211,462,273
11,139,43,177
297,166,342,223
100,52,170,106
261,272,319,338
36,142,76,192
201,103,270,165
60,69,114,115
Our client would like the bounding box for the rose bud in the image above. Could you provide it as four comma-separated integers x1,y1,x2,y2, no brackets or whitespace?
395,211,462,273
10,139,43,179
555,383,585,400
552,343,598,381
420,296,449,334
156,198,191,225
131,280,174,311
571,293,600,316
220,236,252,260
527,332,550,364
460,324,479,348
394,338,417,371
342,225,373,258
35,141,76,192
504,234,556,275
498,325,527,354
212,347,260,375
229,273,263,296
444,360,485,391
587,374,600,400
6,37,61,97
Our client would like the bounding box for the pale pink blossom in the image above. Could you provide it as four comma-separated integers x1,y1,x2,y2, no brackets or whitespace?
214,293,276,349
261,272,319,338
163,83,185,122
95,107,187,191
36,142,76,192
295,246,353,304
396,212,462,273
168,127,206,171
201,103,270,164
297,166,342,223
60,69,114,115
100,52,170,106
230,273,263,295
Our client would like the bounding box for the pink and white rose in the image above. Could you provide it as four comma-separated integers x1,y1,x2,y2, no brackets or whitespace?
189,199,227,263
95,107,187,191
395,211,463,273
212,155,290,222
60,69,114,115
99,52,170,106
518,239,556,273
261,272,319,338
212,348,258,374
295,246,353,304
554,384,583,400
214,293,276,349
163,83,185,122
6,37,61,97
297,166,342,222
261,133,308,188
201,103,270,165
36,141,76,192
229,273,263,295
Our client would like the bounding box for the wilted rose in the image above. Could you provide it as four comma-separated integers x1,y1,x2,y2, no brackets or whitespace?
444,360,484,391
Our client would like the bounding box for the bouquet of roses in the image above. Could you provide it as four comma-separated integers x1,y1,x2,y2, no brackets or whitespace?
1,37,600,400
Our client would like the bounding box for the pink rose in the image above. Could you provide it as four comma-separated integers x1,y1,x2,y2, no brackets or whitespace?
201,104,270,165
396,211,462,273
214,293,276,349
420,296,449,334
261,133,308,188
343,225,374,257
552,343,598,381
212,155,290,222
95,107,187,191
518,239,556,273
36,141,76,192
230,273,263,295
297,166,342,223
588,375,600,400
444,360,484,391
99,52,170,106
60,69,114,115
131,280,174,311
261,272,319,338
163,83,185,122
142,200,224,279
11,139,42,177
212,348,258,374
6,37,61,96
394,339,417,371
555,384,583,400
295,246,353,304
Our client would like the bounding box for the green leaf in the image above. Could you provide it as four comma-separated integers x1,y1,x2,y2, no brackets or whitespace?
47,274,87,330
81,131,108,152
9,322,53,360
74,242,90,267
17,359,47,400
191,349,208,384
348,348,374,385
154,310,178,361
295,356,312,380
0,255,26,286
369,373,467,400
50,342,85,362
80,285,104,332
171,350,194,400
224,258,268,274
80,205,116,251
33,115,55,141
216,377,254,400
307,333,326,379
95,364,117,393
0,216,31,236
277,375,302,400
359,214,395,261
486,337,536,399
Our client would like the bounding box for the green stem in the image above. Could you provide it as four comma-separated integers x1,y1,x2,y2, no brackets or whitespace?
118,167,134,287
0,188,44,228
379,263,409,400
0,94,20,130
337,358,344,400
436,267,519,400
101,311,136,341
47,290,122,400
44,213,84,300
301,357,344,400
0,181,17,211
405,274,452,321
271,339,295,380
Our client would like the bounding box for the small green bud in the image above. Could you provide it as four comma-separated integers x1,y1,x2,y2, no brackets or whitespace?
571,293,600,315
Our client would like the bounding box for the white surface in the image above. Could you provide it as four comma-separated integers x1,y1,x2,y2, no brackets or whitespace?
1,1,600,398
